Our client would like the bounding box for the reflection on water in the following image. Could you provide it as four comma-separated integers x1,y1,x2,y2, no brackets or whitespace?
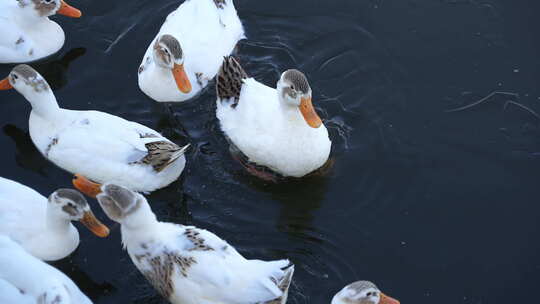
3,124,50,176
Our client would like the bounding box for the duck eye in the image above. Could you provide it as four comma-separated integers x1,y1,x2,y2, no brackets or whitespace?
12,74,18,80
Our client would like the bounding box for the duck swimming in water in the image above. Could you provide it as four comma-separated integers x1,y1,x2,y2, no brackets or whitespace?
0,65,189,193
138,0,244,102
216,56,332,180
0,0,82,63
73,176,295,304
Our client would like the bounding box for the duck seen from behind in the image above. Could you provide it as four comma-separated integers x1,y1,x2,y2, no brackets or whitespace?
73,175,295,304
0,65,190,193
216,56,331,180
138,0,244,102
0,0,82,64
332,281,400,304
0,235,93,304
0,177,109,261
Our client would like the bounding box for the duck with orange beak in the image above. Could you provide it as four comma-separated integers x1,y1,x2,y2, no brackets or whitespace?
72,176,295,304
332,281,400,304
0,0,82,63
0,65,190,193
0,176,108,261
216,56,332,179
138,0,244,102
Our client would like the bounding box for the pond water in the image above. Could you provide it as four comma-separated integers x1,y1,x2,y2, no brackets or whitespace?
1,0,539,303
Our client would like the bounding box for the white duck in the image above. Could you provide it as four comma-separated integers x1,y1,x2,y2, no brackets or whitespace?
0,235,93,304
138,0,244,102
332,281,400,304
0,177,109,261
216,56,332,179
0,65,190,193
73,177,295,304
0,0,81,64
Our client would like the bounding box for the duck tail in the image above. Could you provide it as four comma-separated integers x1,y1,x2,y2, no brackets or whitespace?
277,264,295,304
216,56,248,107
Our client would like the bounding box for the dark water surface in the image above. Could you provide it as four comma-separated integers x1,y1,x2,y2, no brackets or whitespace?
1,0,540,303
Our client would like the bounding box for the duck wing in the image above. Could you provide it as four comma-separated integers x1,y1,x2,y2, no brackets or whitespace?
132,223,293,303
217,55,248,107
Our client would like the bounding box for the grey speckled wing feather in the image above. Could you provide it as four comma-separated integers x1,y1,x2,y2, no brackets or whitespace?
136,141,190,172
217,56,248,108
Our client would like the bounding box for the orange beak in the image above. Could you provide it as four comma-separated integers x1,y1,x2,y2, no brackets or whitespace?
80,210,109,237
172,63,192,93
0,77,13,90
299,97,322,128
380,293,400,304
57,0,82,18
72,174,102,198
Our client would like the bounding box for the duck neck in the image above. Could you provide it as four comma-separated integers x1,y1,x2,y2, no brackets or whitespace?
14,2,50,28
45,207,73,235
279,98,305,126
121,209,159,245
27,91,61,120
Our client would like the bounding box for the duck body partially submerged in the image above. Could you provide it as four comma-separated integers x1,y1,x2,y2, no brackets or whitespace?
0,0,81,64
1,65,189,193
138,0,244,102
0,235,93,304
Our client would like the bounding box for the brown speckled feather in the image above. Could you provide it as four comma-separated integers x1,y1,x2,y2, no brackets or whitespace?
138,141,189,172
262,264,295,304
217,56,248,108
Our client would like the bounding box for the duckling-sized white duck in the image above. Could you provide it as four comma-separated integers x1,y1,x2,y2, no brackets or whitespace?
216,56,332,179
73,176,295,304
138,0,244,102
0,235,93,304
332,281,400,304
0,177,109,261
0,0,81,64
0,65,190,193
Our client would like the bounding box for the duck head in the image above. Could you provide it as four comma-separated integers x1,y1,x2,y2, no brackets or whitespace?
72,175,155,228
0,64,60,118
331,281,400,304
152,34,192,94
277,69,322,128
17,0,82,18
49,189,110,237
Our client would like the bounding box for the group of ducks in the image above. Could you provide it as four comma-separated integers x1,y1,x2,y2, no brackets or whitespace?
0,0,399,304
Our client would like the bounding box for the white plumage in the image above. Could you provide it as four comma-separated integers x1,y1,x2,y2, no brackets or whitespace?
2,64,188,192
0,235,93,304
85,183,295,304
216,57,332,178
0,177,108,261
0,0,81,64
138,0,245,102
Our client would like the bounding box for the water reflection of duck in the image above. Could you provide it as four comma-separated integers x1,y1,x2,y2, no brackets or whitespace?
0,0,81,63
0,65,190,193
216,56,332,180
3,124,50,176
73,178,295,304
138,0,244,102
0,235,93,304
32,47,87,90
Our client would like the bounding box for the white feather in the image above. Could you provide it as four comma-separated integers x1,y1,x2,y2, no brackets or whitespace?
138,0,245,102
217,78,332,177
0,177,80,261
0,235,93,304
0,0,65,63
